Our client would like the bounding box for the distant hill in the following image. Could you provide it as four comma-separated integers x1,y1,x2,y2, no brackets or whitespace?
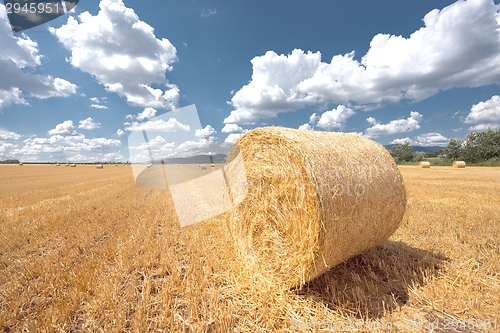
155,146,444,165
162,154,227,164
383,145,445,153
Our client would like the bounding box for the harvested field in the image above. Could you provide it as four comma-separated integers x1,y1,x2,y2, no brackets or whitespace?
0,164,499,332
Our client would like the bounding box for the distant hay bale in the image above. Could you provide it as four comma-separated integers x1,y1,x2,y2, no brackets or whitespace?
146,164,152,168
226,127,407,287
66,163,69,166
420,161,431,168
70,163,76,167
96,164,103,169
452,161,466,168
56,163,60,166
18,162,23,166
115,164,118,166
200,164,207,170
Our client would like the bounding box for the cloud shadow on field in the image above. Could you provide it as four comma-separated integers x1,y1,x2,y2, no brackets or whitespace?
294,240,448,319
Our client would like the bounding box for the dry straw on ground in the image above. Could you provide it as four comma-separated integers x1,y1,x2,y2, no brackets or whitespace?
420,161,431,168
1,164,499,332
226,127,407,288
452,161,466,168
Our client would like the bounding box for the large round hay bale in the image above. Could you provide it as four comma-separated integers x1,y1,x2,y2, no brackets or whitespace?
420,161,431,168
452,161,466,168
226,127,406,287
70,163,76,167
18,162,23,166
96,164,103,169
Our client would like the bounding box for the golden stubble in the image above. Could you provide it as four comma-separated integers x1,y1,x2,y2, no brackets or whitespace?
0,164,499,332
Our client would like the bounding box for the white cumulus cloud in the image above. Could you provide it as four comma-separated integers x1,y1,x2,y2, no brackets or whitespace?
221,123,244,133
48,120,78,136
178,138,212,151
316,105,355,129
195,125,217,137
391,133,449,147
0,128,21,141
50,0,179,109
464,95,500,130
413,133,450,147
224,133,245,144
365,111,422,138
390,137,412,145
91,104,108,109
0,7,77,110
298,123,313,130
78,117,101,130
309,113,319,125
12,134,121,162
125,118,190,132
226,0,500,124
137,107,157,121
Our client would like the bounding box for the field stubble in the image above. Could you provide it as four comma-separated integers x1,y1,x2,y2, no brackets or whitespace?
0,164,499,332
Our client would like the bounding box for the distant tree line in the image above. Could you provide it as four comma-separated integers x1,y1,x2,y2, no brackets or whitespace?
446,128,500,163
390,128,500,164
0,159,20,164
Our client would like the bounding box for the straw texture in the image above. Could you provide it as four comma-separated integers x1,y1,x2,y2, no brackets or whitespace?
420,161,431,168
452,161,466,168
226,127,407,287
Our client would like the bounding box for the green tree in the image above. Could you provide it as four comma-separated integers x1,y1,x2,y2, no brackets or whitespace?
460,128,500,163
390,141,415,163
446,138,463,160
412,151,426,162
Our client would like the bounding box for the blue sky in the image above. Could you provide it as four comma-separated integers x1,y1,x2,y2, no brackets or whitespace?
1,0,500,162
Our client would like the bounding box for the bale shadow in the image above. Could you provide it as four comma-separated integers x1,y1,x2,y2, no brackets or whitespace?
294,240,448,319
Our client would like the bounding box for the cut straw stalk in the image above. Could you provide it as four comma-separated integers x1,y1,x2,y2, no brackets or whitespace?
225,127,407,288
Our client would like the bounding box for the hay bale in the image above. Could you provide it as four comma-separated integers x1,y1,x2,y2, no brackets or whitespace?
420,161,431,168
70,163,76,167
452,161,466,168
200,164,207,170
18,162,23,166
56,163,60,166
226,127,406,287
96,164,103,169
